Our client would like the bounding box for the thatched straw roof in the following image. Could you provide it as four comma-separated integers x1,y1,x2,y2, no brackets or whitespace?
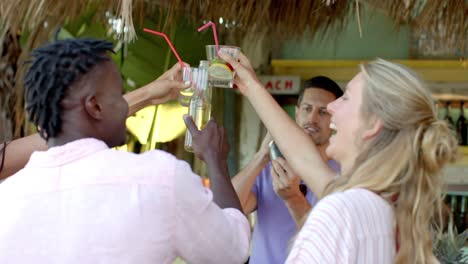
381,0,468,52
0,0,350,42
2,0,466,47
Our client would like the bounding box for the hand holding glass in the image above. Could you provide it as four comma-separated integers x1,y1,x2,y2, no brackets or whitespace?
178,67,197,107
184,61,212,152
206,45,240,88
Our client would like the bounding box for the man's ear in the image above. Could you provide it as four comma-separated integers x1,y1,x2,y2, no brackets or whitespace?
362,116,383,140
84,94,103,120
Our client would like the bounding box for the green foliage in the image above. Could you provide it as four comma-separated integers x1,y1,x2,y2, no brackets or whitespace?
434,229,468,264
122,18,212,91
58,9,212,92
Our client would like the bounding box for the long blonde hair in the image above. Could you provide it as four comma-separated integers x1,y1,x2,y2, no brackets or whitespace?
324,59,458,263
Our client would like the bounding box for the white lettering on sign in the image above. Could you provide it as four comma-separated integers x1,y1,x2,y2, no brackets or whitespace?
259,76,301,95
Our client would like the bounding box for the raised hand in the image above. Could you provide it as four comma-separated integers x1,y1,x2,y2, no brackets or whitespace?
218,51,261,96
271,157,312,226
183,115,230,162
271,157,302,201
183,115,242,211
157,62,187,82
143,62,191,105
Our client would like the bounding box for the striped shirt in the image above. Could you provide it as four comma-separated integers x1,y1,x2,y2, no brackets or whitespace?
286,188,396,263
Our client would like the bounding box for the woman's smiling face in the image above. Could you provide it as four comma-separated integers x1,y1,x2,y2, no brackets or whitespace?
326,73,368,173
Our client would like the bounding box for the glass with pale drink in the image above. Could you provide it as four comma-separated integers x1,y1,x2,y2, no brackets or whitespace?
184,61,212,152
206,45,240,88
178,67,198,107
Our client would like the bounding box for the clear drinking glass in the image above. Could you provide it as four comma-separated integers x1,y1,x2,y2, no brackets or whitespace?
184,61,212,152
206,45,240,88
178,67,198,107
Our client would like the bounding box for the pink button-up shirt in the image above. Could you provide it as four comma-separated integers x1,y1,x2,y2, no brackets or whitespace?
0,138,250,264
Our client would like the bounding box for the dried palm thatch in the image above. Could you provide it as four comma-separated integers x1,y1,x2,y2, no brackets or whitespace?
2,0,466,44
0,0,466,63
0,32,21,140
0,0,351,48
370,0,468,54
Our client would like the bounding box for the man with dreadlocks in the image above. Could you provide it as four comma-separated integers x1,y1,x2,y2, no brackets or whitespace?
0,38,250,264
0,46,189,180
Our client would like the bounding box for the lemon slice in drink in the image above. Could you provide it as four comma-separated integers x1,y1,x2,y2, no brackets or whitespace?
208,63,233,80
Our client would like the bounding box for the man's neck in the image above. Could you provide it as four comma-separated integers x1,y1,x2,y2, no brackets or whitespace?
47,113,98,148
47,136,83,148
47,128,95,148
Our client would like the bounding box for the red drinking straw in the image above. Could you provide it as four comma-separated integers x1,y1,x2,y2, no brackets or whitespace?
197,21,219,53
143,28,206,102
143,28,185,69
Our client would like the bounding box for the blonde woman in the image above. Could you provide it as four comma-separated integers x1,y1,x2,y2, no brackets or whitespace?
220,51,457,263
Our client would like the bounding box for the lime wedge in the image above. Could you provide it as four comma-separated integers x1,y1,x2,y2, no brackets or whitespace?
208,63,233,80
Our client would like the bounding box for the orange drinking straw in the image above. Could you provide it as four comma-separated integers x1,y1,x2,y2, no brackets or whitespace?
197,21,219,53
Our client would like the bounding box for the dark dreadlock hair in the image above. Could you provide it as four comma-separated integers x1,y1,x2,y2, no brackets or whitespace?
24,38,114,141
